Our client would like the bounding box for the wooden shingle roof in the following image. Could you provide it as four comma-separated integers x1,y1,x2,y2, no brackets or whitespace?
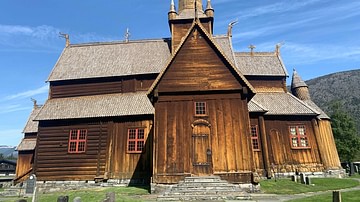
16,138,37,151
47,39,172,81
35,92,154,120
47,36,236,82
252,92,319,116
23,107,41,133
234,52,288,76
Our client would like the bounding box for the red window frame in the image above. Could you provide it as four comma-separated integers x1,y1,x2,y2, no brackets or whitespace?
250,125,260,151
127,128,145,153
68,129,87,153
289,125,310,149
194,102,207,116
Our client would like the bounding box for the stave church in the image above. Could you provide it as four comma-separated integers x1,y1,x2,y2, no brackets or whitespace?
16,0,341,185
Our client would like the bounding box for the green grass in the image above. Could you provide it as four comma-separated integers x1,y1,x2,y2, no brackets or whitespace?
260,178,359,195
350,173,360,178
37,187,149,202
0,186,150,202
288,190,360,202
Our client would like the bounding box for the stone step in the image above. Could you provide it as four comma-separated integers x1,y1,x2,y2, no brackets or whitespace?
163,190,248,196
175,183,238,188
157,194,252,201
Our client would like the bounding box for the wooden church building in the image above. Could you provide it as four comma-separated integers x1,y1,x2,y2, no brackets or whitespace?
18,0,341,185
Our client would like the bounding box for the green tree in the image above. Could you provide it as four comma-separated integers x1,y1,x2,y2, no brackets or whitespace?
330,102,360,162
0,153,3,159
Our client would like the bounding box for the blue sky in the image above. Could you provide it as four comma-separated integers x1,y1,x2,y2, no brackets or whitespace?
0,0,359,146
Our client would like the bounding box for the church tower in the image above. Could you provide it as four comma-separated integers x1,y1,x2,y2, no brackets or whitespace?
168,0,214,53
291,69,311,101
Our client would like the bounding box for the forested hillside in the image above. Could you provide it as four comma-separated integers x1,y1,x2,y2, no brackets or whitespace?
307,69,360,133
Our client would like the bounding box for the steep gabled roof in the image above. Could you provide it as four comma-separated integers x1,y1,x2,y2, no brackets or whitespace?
148,20,255,95
47,39,172,82
23,107,42,133
234,52,288,76
35,92,154,121
252,92,319,116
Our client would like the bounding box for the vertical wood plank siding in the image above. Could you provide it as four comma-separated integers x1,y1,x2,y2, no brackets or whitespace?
36,121,108,181
154,94,253,183
313,120,341,169
15,151,34,182
159,28,242,93
264,117,323,172
106,119,153,182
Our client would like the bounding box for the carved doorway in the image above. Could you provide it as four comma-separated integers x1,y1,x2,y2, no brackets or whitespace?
191,120,212,176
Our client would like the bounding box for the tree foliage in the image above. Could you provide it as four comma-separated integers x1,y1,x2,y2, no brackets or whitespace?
330,102,360,162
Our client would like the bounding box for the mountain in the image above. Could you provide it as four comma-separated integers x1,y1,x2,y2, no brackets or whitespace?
0,145,17,159
306,69,360,133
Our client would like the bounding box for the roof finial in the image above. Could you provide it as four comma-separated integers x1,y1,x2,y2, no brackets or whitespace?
59,32,70,47
275,42,284,56
170,0,176,13
227,19,238,37
124,28,131,43
248,44,256,56
31,98,38,109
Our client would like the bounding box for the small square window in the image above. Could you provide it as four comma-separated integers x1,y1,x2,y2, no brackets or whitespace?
195,102,207,116
127,128,145,153
68,129,87,153
289,126,309,149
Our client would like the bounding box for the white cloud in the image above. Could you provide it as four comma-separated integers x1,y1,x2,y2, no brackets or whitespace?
0,104,31,114
235,0,323,19
4,85,48,101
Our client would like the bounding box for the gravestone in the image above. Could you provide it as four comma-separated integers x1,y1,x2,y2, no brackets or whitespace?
299,173,306,184
349,163,355,176
73,196,81,202
291,175,297,182
25,174,36,195
57,196,69,202
305,177,311,185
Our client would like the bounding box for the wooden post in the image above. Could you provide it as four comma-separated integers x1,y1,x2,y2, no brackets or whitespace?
258,116,270,178
333,191,341,202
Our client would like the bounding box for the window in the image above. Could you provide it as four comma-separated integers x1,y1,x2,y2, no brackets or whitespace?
68,129,87,153
289,126,309,148
127,128,145,153
250,125,260,151
195,102,207,116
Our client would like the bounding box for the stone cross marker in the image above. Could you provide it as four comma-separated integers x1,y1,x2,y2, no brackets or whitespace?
25,174,36,194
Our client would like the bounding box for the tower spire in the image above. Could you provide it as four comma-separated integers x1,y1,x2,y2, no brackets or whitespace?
291,69,311,100
205,0,214,17
168,0,177,20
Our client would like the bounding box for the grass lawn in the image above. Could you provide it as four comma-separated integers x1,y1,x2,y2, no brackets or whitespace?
288,190,360,202
37,186,149,202
260,178,359,195
350,173,360,178
0,186,150,202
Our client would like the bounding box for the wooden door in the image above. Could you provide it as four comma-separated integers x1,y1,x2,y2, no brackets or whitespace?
268,129,286,165
192,122,212,175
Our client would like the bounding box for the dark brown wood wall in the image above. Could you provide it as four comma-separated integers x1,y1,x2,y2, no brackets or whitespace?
264,117,322,167
36,121,108,181
105,119,153,182
50,75,156,98
246,77,286,92
153,93,253,184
